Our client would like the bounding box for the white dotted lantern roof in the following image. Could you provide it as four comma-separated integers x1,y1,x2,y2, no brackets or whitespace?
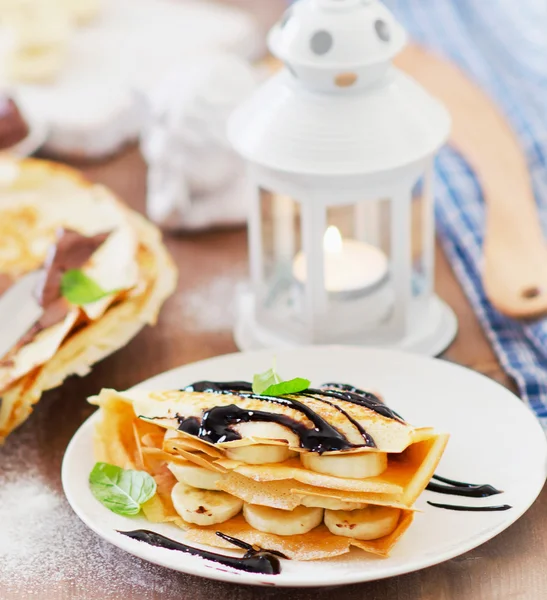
228,0,450,177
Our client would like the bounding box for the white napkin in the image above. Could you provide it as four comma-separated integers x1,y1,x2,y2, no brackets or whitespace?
141,54,258,232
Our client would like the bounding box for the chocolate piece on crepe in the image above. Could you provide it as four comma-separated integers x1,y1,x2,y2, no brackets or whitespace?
89,383,448,560
0,96,29,150
0,274,14,295
0,158,177,442
36,227,110,308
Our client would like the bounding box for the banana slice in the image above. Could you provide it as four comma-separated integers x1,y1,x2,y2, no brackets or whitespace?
168,462,224,491
226,445,296,465
324,506,400,540
171,482,243,526
243,503,323,536
300,495,365,511
300,451,388,479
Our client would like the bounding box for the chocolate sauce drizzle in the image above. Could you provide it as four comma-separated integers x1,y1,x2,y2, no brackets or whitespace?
179,380,404,452
178,401,357,452
118,529,282,575
427,501,512,512
427,474,511,512
308,395,375,447
317,383,405,423
427,474,502,498
215,532,288,559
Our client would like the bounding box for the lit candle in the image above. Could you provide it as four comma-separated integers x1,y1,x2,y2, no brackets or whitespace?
292,226,388,294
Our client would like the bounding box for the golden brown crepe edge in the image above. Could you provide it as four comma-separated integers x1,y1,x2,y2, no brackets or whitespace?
183,511,414,561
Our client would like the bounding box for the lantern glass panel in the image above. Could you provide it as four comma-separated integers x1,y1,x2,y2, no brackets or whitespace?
303,198,396,343
410,167,435,315
411,177,426,298
256,188,306,340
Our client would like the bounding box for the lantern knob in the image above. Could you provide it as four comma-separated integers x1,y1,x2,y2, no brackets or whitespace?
269,0,407,91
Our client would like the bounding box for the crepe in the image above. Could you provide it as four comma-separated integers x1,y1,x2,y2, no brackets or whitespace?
0,158,177,442
90,382,448,560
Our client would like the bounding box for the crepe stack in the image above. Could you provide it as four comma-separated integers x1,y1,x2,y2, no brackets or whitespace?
0,158,177,443
91,382,449,560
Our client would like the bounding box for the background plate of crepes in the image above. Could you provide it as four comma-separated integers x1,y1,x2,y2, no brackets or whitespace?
62,346,547,587
0,158,176,443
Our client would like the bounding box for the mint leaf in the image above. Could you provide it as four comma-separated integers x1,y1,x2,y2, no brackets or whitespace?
253,362,310,397
252,365,283,395
89,462,156,516
61,269,113,305
262,378,311,397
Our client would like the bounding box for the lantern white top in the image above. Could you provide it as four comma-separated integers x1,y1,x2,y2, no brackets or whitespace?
269,0,406,87
228,0,450,177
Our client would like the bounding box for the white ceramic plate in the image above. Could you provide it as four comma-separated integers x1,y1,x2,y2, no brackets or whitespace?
62,347,547,588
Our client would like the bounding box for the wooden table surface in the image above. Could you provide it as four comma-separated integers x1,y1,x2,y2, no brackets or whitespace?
1,147,545,600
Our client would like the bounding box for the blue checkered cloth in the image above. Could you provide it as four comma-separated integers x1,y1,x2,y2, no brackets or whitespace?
386,0,547,428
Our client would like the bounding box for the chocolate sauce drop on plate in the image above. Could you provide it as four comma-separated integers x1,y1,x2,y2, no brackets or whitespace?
432,474,502,490
427,474,511,512
118,529,282,575
427,501,512,512
426,481,502,498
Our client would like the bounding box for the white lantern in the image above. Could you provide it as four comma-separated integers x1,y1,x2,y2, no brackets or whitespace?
229,0,457,355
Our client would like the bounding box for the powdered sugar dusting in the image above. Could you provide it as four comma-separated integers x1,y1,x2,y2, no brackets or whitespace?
0,475,189,598
179,275,243,333
0,413,193,599
0,395,290,599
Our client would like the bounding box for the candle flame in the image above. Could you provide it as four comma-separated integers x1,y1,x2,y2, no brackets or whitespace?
323,226,343,254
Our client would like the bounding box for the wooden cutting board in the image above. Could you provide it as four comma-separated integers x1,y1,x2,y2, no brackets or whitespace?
396,44,547,319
